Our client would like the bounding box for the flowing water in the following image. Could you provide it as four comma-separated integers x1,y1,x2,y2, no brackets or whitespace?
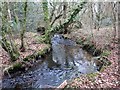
2,34,100,89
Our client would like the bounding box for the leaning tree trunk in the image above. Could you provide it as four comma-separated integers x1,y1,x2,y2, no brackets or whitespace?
1,2,20,61
20,1,27,52
43,1,87,43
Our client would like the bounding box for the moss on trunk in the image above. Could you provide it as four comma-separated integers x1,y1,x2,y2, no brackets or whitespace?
1,2,20,61
41,1,87,44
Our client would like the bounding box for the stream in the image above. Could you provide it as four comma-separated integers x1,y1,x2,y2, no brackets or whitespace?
2,34,100,89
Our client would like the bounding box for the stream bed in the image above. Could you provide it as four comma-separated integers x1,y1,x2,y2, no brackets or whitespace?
2,34,100,89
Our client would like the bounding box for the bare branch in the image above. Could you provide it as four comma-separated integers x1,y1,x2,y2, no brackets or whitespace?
50,14,63,26
49,3,56,22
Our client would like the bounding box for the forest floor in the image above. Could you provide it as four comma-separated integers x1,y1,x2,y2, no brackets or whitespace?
0,27,119,88
66,27,119,88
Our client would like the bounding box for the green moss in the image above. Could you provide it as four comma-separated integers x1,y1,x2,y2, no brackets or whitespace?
101,50,111,57
99,66,106,72
64,85,78,90
8,63,23,73
76,39,85,45
75,77,82,82
86,72,98,79
38,48,48,56
23,55,34,61
23,45,51,61
36,36,46,43
13,63,22,69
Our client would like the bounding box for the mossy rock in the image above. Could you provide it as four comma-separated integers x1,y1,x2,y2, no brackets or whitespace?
99,59,111,72
8,63,25,73
96,50,112,67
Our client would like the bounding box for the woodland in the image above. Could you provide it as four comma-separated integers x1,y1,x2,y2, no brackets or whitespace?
0,0,119,89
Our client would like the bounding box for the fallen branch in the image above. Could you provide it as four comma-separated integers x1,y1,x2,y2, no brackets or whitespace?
55,80,67,90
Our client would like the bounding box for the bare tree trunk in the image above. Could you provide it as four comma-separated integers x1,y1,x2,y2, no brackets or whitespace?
63,1,68,34
89,2,95,41
42,1,87,43
118,2,120,43
1,2,20,61
93,3,97,29
116,2,119,40
42,0,51,43
97,2,101,31
20,1,27,52
111,2,117,39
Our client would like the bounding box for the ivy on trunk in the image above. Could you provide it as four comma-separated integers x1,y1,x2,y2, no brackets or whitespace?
41,0,51,43
42,1,87,44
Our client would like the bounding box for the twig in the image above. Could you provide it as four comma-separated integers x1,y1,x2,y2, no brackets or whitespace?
50,14,63,26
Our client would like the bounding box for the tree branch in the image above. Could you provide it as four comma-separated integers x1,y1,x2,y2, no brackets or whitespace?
50,14,63,26
50,1,87,35
49,2,56,22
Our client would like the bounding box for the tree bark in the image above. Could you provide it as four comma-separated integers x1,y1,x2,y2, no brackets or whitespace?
1,2,20,61
42,0,51,43
111,2,117,39
63,1,68,34
42,1,87,44
20,1,27,52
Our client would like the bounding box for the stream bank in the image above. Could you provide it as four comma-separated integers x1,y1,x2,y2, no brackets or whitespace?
63,28,119,88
